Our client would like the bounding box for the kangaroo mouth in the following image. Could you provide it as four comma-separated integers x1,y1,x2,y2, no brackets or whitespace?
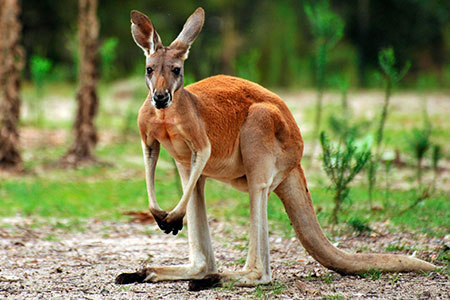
152,94,172,109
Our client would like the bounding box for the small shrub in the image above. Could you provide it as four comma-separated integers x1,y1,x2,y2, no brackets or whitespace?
320,132,371,225
375,47,410,157
406,128,432,185
347,216,372,234
360,268,382,280
304,0,344,153
368,47,410,206
385,243,414,252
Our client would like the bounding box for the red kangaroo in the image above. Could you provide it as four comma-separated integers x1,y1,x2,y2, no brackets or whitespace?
115,7,435,287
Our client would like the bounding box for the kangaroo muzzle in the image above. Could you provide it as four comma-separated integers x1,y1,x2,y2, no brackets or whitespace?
152,90,172,109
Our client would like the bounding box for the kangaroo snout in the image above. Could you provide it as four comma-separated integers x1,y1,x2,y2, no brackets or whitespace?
152,90,172,109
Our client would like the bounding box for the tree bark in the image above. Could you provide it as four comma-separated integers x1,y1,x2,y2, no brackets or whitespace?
0,0,24,171
61,0,99,166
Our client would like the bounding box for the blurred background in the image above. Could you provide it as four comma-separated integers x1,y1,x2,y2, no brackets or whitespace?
21,0,449,88
0,0,448,244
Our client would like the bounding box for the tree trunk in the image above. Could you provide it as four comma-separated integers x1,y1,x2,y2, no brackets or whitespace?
61,0,99,166
0,0,24,171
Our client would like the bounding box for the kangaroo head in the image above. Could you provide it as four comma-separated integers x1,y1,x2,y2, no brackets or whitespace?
130,8,204,109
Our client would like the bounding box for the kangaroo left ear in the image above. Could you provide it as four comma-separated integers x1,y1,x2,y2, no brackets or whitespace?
130,10,163,56
169,8,205,60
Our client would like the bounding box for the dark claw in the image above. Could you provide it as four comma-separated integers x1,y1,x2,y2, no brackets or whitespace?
188,274,222,291
115,269,147,284
150,209,168,232
159,216,183,235
150,209,184,235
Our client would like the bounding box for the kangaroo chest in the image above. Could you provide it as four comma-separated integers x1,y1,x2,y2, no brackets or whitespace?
149,117,192,164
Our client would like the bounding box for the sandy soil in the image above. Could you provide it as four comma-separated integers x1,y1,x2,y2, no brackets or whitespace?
0,217,448,299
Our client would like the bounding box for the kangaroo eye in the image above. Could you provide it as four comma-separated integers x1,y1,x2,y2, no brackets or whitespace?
146,67,153,75
172,67,181,75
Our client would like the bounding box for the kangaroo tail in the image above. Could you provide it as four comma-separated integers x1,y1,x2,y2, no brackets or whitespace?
274,164,436,274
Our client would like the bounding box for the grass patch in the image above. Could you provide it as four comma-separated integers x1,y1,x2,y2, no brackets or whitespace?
1,163,448,237
254,281,286,298
360,268,383,280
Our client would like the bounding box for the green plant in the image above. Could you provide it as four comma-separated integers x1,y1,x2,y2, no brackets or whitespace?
232,257,246,266
367,47,410,205
385,243,414,252
390,273,401,284
321,272,335,284
100,37,118,81
431,144,441,186
383,154,394,209
375,47,410,157
347,216,371,234
254,282,286,298
221,278,239,290
366,157,378,208
30,55,52,124
320,132,371,225
304,0,344,153
406,128,432,185
360,268,382,280
321,294,344,300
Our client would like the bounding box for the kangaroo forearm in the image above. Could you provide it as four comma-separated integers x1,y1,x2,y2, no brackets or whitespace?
172,144,211,215
142,140,162,211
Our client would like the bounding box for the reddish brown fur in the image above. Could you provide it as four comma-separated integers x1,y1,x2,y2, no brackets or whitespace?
138,74,302,180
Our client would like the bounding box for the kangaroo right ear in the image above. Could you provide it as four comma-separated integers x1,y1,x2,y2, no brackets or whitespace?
130,10,162,56
169,8,205,60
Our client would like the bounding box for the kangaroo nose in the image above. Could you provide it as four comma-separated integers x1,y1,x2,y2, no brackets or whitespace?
155,93,167,100
152,91,171,109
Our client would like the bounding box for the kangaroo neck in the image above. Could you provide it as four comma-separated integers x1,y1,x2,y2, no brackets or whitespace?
153,87,198,120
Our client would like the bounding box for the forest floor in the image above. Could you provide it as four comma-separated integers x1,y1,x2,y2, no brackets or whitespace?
0,217,448,299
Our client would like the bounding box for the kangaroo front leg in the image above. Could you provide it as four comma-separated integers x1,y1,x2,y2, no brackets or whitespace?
141,140,170,230
160,143,211,235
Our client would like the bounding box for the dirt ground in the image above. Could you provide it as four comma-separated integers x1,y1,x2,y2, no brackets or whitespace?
0,217,448,299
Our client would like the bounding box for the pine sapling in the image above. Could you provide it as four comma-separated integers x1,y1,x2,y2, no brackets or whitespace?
406,101,432,185
304,0,344,155
407,128,431,185
375,47,410,157
320,132,371,226
368,47,410,205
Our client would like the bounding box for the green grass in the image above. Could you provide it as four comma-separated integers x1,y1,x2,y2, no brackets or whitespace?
2,154,448,237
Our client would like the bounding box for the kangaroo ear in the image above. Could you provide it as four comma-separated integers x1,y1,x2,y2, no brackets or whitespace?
169,8,205,60
130,10,162,56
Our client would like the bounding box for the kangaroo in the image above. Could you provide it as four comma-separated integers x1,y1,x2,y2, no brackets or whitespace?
115,7,435,288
